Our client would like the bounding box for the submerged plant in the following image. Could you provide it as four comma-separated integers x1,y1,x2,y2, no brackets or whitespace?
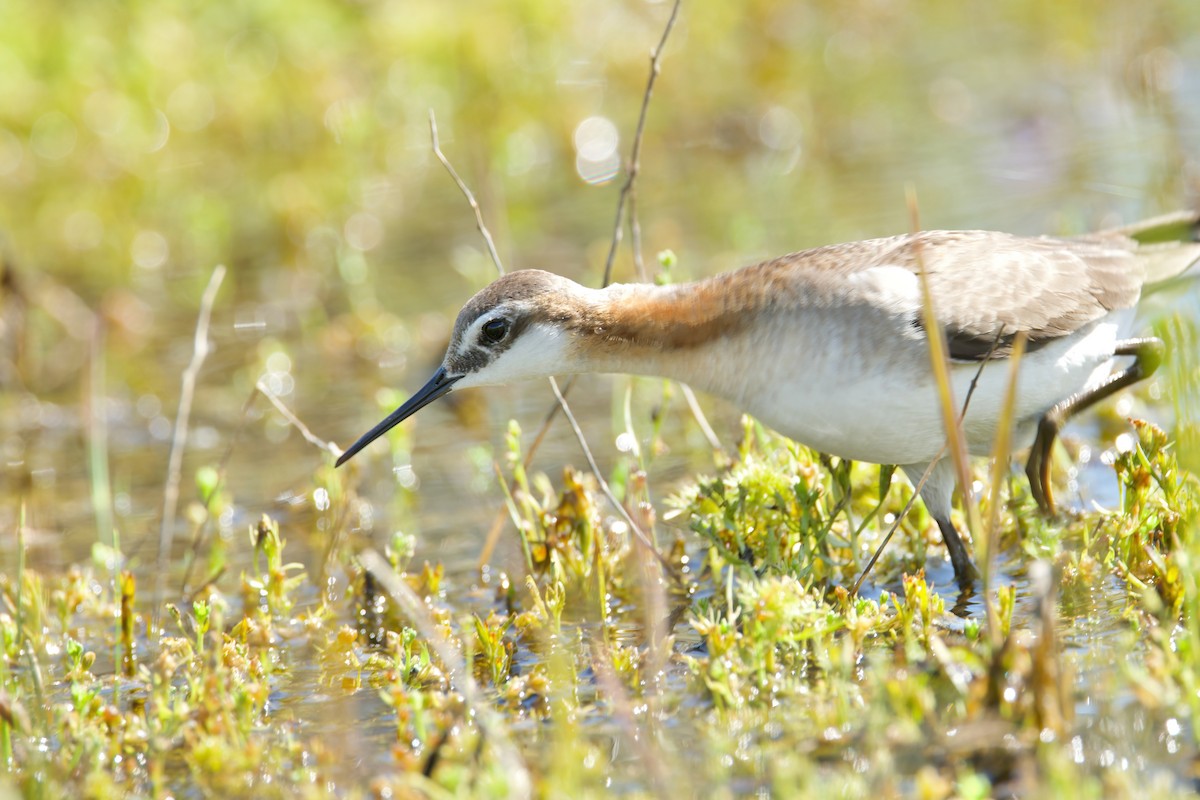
242,514,307,617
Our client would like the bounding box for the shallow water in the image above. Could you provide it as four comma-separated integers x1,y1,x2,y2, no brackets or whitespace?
3,0,1200,794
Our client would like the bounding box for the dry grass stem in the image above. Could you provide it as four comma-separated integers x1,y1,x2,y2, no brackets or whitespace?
982,331,1027,644
257,379,342,457
549,376,673,572
359,549,531,800
425,115,626,577
466,3,685,573
86,319,114,551
590,635,676,797
154,265,225,621
907,188,981,544
429,109,505,277
600,0,682,288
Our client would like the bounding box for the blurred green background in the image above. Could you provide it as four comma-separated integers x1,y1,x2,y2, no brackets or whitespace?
1,0,1198,575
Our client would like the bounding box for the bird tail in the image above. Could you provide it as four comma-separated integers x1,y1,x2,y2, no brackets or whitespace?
1109,210,1200,287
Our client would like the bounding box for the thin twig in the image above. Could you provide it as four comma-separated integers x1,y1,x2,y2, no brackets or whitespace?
430,110,505,277
481,0,686,563
446,3,684,575
154,265,225,623
426,115,527,568
601,0,682,288
549,377,674,573
850,324,1005,595
423,5,686,581
850,455,941,596
176,376,343,596
425,122,630,570
533,1,685,577
254,379,358,575
359,549,531,799
609,0,723,466
257,379,342,457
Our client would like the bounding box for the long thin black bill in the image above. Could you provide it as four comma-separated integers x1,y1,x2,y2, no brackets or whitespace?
335,368,461,467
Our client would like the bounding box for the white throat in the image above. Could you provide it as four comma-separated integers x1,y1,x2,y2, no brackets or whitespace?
453,322,576,389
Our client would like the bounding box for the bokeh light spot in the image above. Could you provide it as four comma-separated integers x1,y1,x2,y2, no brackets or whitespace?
0,128,22,175
167,82,216,132
573,115,620,185
345,211,383,251
928,76,974,125
131,230,169,269
83,89,133,137
63,210,103,251
758,105,802,152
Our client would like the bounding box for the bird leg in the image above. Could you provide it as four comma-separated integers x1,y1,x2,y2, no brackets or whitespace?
936,516,979,589
907,460,979,590
1025,337,1165,516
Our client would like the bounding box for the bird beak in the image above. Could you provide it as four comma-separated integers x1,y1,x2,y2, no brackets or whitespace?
335,367,462,467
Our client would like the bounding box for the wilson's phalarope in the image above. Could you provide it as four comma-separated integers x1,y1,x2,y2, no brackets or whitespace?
337,212,1200,588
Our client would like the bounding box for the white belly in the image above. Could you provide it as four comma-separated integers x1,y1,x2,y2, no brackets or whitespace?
687,310,1134,467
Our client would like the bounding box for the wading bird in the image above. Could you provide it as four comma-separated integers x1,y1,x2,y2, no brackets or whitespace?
337,212,1200,588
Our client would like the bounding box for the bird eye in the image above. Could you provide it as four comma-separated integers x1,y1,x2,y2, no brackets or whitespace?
481,318,509,344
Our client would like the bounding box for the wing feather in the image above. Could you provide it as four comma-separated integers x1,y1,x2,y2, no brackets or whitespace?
814,230,1144,360
907,232,1141,360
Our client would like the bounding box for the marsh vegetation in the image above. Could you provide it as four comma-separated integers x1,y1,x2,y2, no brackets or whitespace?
2,1,1199,797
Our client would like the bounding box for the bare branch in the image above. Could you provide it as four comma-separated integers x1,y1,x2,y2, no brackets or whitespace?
424,119,601,571
495,0,686,537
